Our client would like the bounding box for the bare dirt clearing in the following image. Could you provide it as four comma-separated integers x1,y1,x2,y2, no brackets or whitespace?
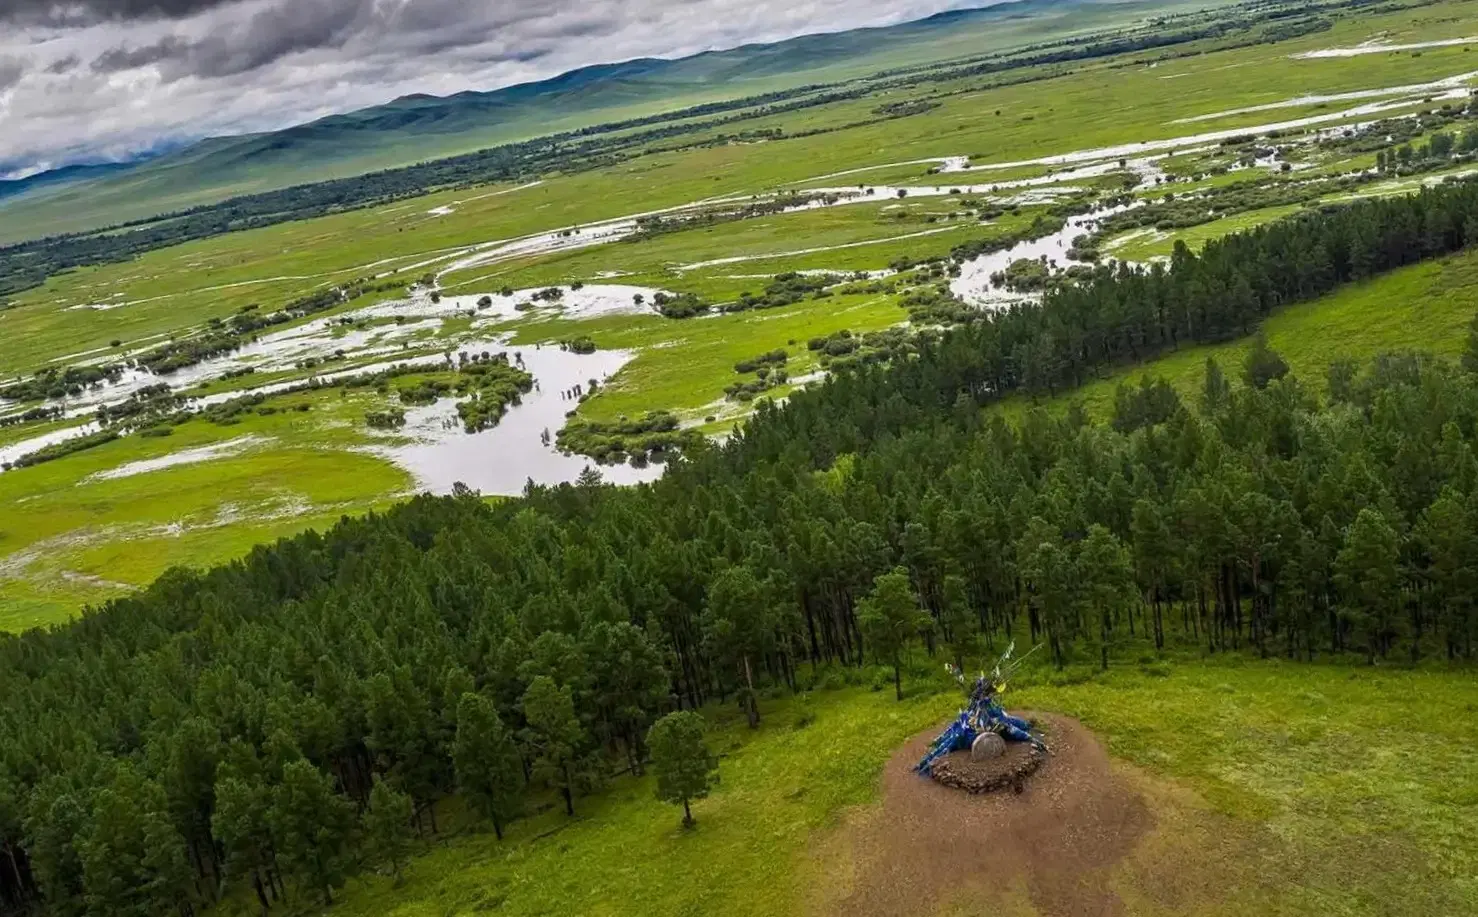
822,715,1152,917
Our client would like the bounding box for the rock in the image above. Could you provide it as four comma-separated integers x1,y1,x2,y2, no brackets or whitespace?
970,732,1006,762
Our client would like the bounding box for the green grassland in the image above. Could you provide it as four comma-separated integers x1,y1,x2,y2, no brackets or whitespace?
1105,203,1308,260
0,388,411,629
8,0,1478,373
231,659,1476,917
506,292,904,423
1005,245,1478,421
5,0,1478,632
445,201,1039,299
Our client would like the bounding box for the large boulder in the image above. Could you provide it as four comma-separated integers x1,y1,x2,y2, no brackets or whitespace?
970,732,1006,762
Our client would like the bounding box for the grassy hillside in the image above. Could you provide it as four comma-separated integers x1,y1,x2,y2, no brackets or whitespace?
239,660,1477,917
0,0,1211,240
1003,246,1478,421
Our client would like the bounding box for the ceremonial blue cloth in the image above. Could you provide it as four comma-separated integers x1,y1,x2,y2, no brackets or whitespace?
915,676,1044,774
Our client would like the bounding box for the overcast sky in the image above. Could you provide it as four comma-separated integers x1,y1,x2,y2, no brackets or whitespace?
0,0,980,180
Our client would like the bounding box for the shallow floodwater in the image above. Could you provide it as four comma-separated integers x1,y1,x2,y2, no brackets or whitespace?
1292,38,1478,59
0,422,101,468
363,283,669,323
366,343,663,495
951,204,1136,306
1173,71,1478,124
83,436,267,482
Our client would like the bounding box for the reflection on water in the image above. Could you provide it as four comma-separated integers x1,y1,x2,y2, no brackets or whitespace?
365,344,664,495
950,203,1136,307
0,340,668,495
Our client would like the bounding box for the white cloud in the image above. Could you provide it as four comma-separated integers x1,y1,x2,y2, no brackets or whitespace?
0,0,985,175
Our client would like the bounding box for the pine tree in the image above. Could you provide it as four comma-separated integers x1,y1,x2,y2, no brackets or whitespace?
1018,517,1079,668
857,567,932,700
1334,508,1403,662
647,712,719,828
269,761,354,907
702,566,774,728
452,693,524,839
1200,357,1231,414
1463,312,1478,374
212,777,276,917
520,677,589,817
1077,525,1136,670
938,573,975,672
363,779,413,885
1243,333,1289,390
24,787,89,917
1416,492,1478,659
78,766,191,917
583,622,670,774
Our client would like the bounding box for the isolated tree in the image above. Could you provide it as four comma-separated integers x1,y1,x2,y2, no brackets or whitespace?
1464,312,1478,374
1200,357,1231,414
452,693,523,839
520,677,588,817
647,712,719,828
269,760,354,907
363,778,413,885
1243,333,1289,390
857,567,932,700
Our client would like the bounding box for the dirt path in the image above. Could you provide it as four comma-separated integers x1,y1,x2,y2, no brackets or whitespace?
823,714,1151,917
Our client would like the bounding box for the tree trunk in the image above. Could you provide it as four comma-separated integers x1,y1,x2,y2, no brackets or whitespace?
682,798,693,828
252,871,270,917
4,843,24,903
893,660,903,701
562,763,575,816
1100,607,1110,671
742,655,759,728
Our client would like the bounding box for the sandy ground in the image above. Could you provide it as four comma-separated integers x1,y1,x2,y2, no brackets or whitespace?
821,714,1151,917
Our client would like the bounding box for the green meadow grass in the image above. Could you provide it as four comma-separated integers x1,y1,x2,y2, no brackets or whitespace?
502,292,906,423
0,389,411,628
1002,245,1478,422
1105,203,1308,260
7,0,1478,374
218,658,1476,917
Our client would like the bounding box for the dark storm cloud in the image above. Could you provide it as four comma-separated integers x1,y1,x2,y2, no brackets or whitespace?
0,58,23,90
89,1,365,77
91,35,187,72
0,0,986,178
85,0,554,81
0,0,239,26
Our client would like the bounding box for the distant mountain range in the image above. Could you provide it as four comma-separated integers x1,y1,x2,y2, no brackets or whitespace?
0,0,1162,243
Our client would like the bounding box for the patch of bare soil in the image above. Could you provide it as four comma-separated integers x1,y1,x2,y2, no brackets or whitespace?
824,714,1152,917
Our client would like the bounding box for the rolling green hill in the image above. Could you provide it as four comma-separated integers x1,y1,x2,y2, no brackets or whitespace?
0,0,1208,241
